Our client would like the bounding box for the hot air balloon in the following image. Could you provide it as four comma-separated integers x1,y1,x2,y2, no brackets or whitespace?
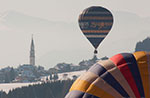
78,6,113,54
65,51,150,98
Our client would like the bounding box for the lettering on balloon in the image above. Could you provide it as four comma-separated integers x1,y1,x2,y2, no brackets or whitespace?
79,22,89,29
90,22,112,29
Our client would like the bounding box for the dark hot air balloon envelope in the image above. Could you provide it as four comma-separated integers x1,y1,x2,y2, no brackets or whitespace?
78,6,114,54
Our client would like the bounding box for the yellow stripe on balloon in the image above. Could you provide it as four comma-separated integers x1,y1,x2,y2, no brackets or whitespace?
83,30,110,33
85,35,106,38
70,78,114,98
78,71,122,98
80,16,113,20
147,52,150,97
133,51,150,98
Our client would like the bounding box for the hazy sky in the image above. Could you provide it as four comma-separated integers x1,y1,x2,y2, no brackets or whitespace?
1,0,150,21
0,0,150,69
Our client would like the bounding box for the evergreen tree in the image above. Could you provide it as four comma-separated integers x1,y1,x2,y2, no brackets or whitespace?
46,77,49,81
4,73,10,83
0,91,7,98
9,68,16,82
49,74,52,80
53,74,58,81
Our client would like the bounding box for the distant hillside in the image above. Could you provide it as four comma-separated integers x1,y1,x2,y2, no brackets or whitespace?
135,37,150,52
48,55,101,74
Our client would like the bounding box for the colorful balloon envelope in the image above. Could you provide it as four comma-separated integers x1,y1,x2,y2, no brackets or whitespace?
65,51,150,98
78,6,113,54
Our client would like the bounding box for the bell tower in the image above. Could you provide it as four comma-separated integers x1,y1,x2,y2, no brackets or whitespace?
30,35,35,66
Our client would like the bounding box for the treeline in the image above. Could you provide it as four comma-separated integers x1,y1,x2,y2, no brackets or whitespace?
0,80,74,98
135,37,150,52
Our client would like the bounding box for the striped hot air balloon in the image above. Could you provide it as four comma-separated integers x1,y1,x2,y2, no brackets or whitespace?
65,51,150,98
78,6,113,54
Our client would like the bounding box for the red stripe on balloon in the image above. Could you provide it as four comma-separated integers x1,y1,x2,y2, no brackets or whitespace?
110,54,141,98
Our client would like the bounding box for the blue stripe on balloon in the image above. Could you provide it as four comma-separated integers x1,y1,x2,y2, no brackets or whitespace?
80,27,113,31
79,20,113,22
81,14,113,17
82,93,100,98
88,63,129,97
84,33,108,35
87,38,104,49
87,7,109,12
88,63,106,76
121,53,145,97
85,7,111,13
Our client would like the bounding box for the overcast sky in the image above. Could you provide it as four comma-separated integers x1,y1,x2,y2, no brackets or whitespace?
1,0,150,21
0,0,150,69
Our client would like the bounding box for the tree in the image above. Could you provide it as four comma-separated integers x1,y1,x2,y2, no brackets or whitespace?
53,74,58,81
49,74,52,80
101,56,109,60
4,73,10,83
72,75,78,80
46,77,49,81
0,91,7,98
9,68,17,82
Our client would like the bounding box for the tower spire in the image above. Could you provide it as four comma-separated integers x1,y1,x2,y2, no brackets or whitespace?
30,34,35,65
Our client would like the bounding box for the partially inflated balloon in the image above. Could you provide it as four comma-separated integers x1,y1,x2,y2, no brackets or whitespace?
65,51,150,98
78,6,113,54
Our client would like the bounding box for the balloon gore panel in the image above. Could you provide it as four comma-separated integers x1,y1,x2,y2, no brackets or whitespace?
65,51,150,98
